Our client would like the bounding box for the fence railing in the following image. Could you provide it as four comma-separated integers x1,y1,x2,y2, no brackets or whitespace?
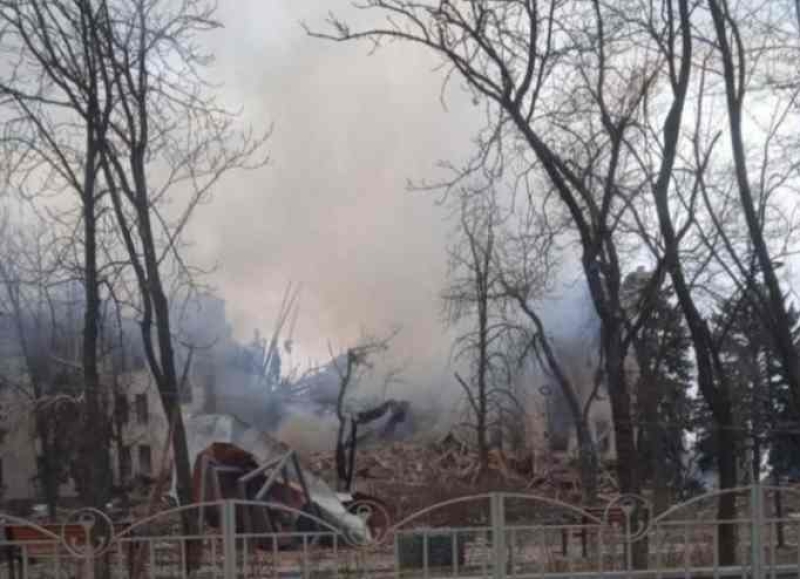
1,483,799,579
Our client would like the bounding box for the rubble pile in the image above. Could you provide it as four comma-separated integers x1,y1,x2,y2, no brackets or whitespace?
307,434,619,522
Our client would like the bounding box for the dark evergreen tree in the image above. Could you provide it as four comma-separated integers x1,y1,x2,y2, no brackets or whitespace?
622,271,696,508
765,303,800,481
698,287,800,483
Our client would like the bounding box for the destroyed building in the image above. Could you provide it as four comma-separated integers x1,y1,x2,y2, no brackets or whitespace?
0,294,415,513
183,414,371,542
0,289,623,515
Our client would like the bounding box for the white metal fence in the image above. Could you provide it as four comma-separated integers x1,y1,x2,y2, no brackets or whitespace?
1,483,799,579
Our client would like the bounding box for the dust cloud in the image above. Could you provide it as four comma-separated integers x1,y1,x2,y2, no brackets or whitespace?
182,1,482,406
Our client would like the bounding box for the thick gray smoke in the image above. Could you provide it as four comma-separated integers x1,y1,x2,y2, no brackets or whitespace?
514,275,605,439
176,294,444,455
173,3,605,447
180,1,479,412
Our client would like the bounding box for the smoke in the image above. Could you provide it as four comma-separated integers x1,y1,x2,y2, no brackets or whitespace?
516,275,605,437
178,1,480,409
174,293,445,453
274,406,341,457
176,3,604,439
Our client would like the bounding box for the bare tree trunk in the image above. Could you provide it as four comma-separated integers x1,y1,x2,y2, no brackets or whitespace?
717,413,739,565
653,449,670,516
476,290,490,475
335,351,355,492
517,304,600,504
645,0,738,561
603,331,649,569
334,420,360,492
81,131,112,579
662,239,739,564
148,262,196,535
335,420,350,492
39,438,59,518
443,199,497,478
636,356,670,515
102,142,200,555
604,333,638,497
707,0,800,417
502,107,641,501
93,1,267,545
773,470,785,548
346,422,358,492
752,438,762,485
575,422,599,503
79,178,111,510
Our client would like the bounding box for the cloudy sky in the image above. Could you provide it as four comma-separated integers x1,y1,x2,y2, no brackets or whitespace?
183,1,483,396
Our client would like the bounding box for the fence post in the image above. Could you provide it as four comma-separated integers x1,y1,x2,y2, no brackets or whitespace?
491,493,506,579
222,501,237,579
751,482,763,579
83,553,95,579
78,517,95,579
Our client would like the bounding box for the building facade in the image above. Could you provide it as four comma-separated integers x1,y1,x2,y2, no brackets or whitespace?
0,367,175,511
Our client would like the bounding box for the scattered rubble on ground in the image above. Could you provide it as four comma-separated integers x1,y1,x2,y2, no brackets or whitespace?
306,432,619,521
115,418,622,533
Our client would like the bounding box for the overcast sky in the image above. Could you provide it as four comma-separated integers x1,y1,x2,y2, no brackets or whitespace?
182,1,483,395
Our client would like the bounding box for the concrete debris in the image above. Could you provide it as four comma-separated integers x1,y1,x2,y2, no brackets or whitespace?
307,433,618,521
183,414,370,544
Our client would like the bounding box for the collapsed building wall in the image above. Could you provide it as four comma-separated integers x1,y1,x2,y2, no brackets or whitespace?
181,413,370,542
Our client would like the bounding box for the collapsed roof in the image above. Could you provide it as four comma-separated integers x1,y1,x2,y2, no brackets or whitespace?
180,414,370,543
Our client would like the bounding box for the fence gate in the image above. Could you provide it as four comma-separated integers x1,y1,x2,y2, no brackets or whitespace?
1,483,800,579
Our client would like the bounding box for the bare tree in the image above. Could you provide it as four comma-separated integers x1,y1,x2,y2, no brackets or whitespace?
330,330,401,492
633,0,800,559
309,0,698,507
0,9,268,564
493,203,601,502
443,193,508,476
699,0,800,419
0,222,72,516
0,0,122,510
81,1,268,554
